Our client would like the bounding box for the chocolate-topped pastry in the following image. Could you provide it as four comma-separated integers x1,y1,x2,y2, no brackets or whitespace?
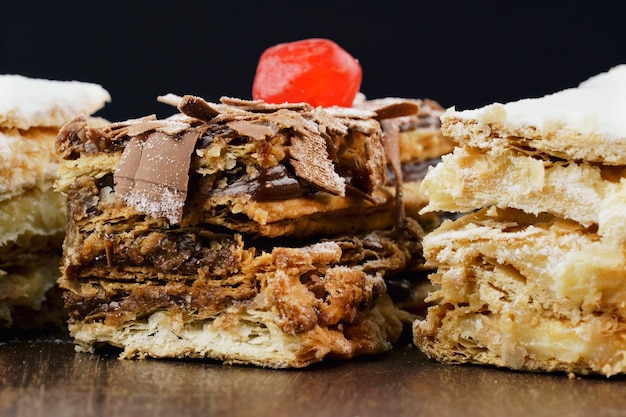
54,92,447,367
55,38,452,367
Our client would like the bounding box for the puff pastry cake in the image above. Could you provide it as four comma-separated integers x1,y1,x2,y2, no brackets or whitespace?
415,65,626,376
55,93,442,368
0,74,110,331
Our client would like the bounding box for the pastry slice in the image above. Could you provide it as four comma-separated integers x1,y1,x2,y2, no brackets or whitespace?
354,95,454,165
0,74,110,331
415,65,626,377
55,95,426,367
414,207,626,376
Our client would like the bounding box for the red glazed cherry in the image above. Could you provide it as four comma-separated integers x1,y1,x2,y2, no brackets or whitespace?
252,38,362,108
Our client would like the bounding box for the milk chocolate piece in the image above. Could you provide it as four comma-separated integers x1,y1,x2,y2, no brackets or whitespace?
289,130,346,196
114,129,200,224
372,100,420,121
114,136,143,196
177,95,221,121
227,120,277,141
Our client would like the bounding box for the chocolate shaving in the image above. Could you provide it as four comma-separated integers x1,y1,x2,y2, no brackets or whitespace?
125,119,190,137
353,98,421,232
381,118,406,231
157,93,183,107
373,101,419,121
227,120,277,141
102,116,158,141
55,116,112,159
114,129,200,224
178,95,221,121
220,96,312,112
114,136,143,196
289,130,346,197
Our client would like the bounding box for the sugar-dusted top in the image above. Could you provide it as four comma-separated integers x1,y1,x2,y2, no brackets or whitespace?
448,65,626,140
0,74,111,129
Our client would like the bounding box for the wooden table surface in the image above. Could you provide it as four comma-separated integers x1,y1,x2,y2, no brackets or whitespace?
1,332,624,417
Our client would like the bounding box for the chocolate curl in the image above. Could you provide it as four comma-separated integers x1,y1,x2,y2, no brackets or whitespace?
372,100,420,232
178,95,221,121
289,130,346,197
381,119,406,232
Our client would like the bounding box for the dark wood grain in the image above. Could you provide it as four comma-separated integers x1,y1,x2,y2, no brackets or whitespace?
0,335,624,417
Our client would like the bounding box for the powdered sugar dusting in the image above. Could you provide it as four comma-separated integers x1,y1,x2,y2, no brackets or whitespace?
303,241,341,255
0,74,110,129
122,183,185,225
451,65,626,140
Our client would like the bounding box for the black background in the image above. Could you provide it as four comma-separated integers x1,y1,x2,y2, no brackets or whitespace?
1,1,623,122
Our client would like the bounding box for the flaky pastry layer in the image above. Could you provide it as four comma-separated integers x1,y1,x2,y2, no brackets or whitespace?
62,221,423,367
419,146,626,243
414,207,626,376
0,184,66,253
0,256,63,329
0,127,59,201
70,294,401,368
